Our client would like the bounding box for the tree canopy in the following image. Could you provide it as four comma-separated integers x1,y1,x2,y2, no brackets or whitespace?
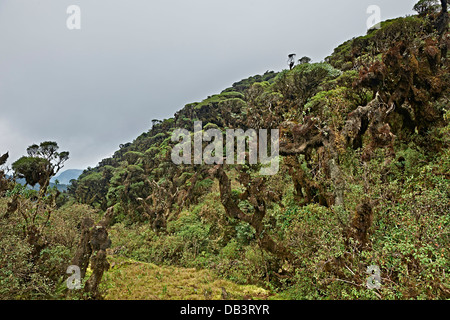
12,141,69,191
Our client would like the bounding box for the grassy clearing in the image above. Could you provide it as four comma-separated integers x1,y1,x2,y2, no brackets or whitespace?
100,256,276,300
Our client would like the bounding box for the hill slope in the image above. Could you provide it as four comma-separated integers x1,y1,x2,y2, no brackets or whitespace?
68,9,450,300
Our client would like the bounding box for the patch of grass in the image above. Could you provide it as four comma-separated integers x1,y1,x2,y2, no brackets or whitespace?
101,256,276,300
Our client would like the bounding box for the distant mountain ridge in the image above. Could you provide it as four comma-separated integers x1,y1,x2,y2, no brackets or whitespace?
50,169,83,185
5,169,83,192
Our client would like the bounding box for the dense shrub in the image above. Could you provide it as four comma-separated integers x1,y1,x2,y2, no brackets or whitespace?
0,196,97,299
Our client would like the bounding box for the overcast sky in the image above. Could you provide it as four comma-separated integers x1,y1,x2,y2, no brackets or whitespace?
0,0,417,171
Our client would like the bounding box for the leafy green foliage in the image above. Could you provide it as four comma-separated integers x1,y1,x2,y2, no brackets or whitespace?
273,62,342,114
222,71,278,93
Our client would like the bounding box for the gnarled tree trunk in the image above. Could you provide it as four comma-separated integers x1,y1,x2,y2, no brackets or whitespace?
210,164,294,261
70,207,113,299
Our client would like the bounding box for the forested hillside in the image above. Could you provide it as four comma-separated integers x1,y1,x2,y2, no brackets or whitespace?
1,1,449,300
